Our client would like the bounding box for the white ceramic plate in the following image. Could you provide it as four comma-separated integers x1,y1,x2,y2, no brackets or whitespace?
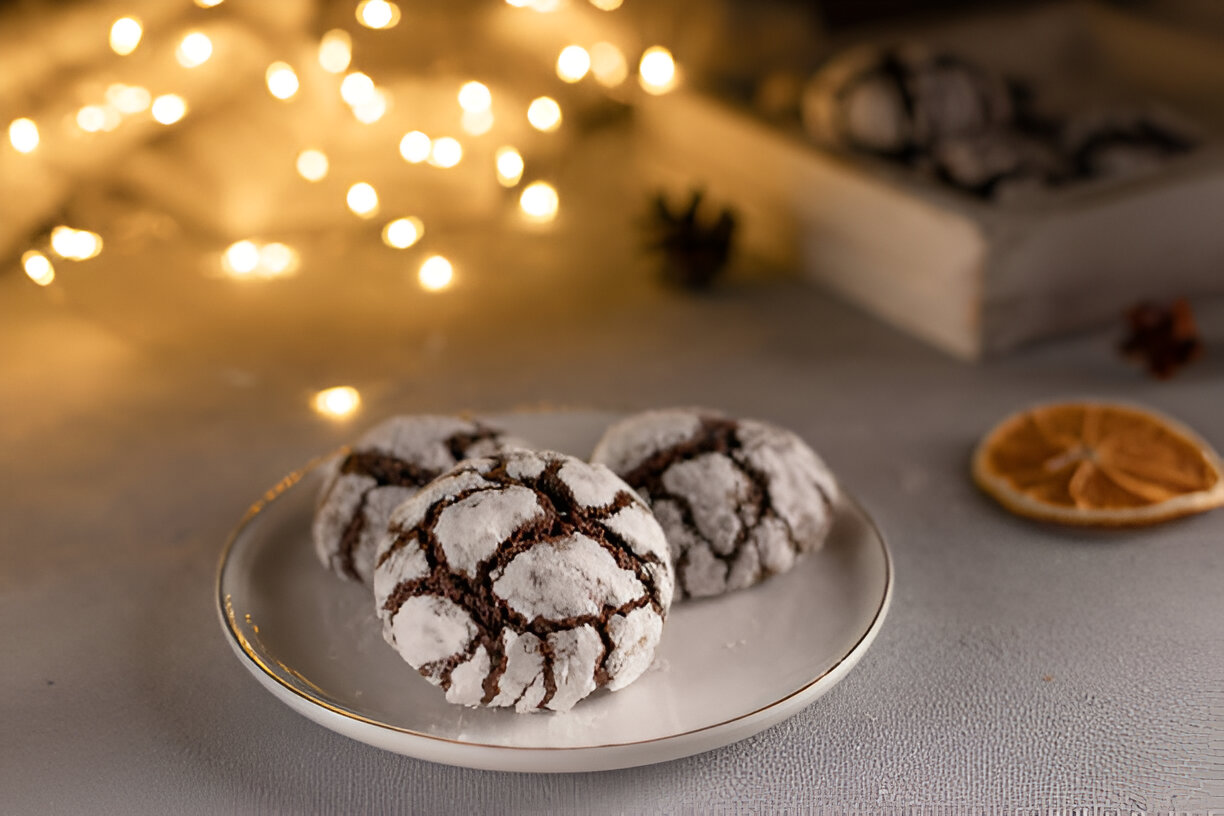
216,411,893,773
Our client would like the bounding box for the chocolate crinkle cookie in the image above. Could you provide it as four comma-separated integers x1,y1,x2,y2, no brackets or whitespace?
373,449,674,713
313,415,521,584
591,409,839,601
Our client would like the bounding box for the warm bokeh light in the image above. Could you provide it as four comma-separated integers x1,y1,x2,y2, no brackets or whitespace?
107,84,151,114
458,81,492,113
296,149,329,181
351,89,389,123
556,45,591,83
495,146,524,187
222,240,298,278
318,30,352,74
340,72,376,106
418,256,453,291
109,17,143,56
76,106,107,133
346,182,379,217
22,251,55,286
590,42,628,87
151,94,188,125
590,0,623,9
527,96,562,132
195,0,225,7
258,243,300,277
399,131,432,163
9,118,39,153
266,62,299,100
176,32,214,68
313,386,361,419
382,217,424,249
461,109,494,136
357,0,400,29
505,0,529,6
519,181,559,222
50,226,103,260
639,46,677,94
223,240,260,276
528,0,562,10
429,137,463,168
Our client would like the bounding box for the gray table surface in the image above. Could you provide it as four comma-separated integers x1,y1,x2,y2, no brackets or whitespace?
3,147,1223,814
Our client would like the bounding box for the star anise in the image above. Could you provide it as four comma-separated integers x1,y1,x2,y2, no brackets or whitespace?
1120,297,1203,379
645,190,736,290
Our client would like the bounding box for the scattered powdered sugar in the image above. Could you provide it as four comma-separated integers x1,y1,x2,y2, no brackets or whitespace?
390,595,475,665
590,410,703,475
661,453,750,556
544,625,602,712
434,486,542,578
387,469,491,534
446,646,491,707
602,503,671,562
372,533,428,604
492,533,645,620
557,459,624,508
603,606,664,691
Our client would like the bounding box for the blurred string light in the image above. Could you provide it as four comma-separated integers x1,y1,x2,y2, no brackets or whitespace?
590,0,623,9
458,81,492,113
313,386,361,419
461,109,494,136
526,97,561,132
590,42,627,87
357,0,400,30
556,45,591,83
351,89,389,123
176,32,214,68
296,149,329,181
340,72,376,106
346,182,379,217
50,226,103,260
257,242,299,276
519,181,559,222
382,217,424,249
639,46,677,94
429,137,462,168
418,256,453,291
9,118,39,153
221,240,299,278
222,240,259,275
318,30,352,74
76,105,110,133
106,84,151,114
84,105,120,132
195,0,225,7
151,94,187,125
399,131,431,163
266,62,300,100
109,17,143,56
495,146,524,187
22,251,55,286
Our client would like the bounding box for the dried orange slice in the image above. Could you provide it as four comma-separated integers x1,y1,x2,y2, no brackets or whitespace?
972,401,1224,526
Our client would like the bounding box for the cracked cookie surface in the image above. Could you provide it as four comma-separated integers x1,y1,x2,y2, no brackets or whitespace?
591,409,838,600
312,415,518,584
373,449,674,713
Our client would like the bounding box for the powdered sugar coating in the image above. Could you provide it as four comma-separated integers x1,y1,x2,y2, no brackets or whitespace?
312,415,523,584
374,449,673,713
591,409,839,600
